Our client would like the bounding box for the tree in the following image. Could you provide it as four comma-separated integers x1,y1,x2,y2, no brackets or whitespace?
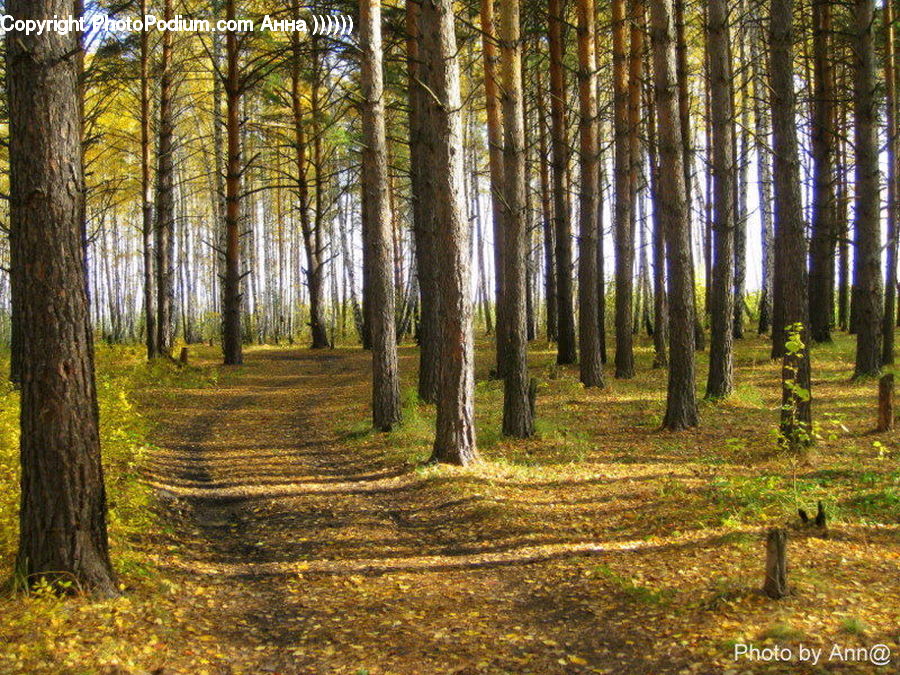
880,0,897,430
577,0,604,388
498,0,535,436
613,0,635,378
705,0,736,400
155,0,176,358
405,0,438,402
650,0,698,430
480,0,507,376
852,0,883,377
419,0,478,464
222,0,243,365
549,0,577,365
360,0,401,432
808,0,836,344
140,0,156,360
8,0,117,595
770,0,812,448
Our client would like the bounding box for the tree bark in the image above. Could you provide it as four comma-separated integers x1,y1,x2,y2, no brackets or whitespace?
650,0,699,430
535,66,557,343
549,0,577,365
751,16,774,336
360,0,401,431
770,0,812,449
480,0,507,376
419,0,478,464
222,0,243,365
852,0,883,377
140,0,156,359
705,0,736,400
763,528,789,599
8,0,117,595
809,0,836,344
577,0,604,388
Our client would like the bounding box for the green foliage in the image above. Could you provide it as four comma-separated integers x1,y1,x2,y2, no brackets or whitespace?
779,322,812,452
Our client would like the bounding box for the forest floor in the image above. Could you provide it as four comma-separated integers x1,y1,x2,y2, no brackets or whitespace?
0,335,898,674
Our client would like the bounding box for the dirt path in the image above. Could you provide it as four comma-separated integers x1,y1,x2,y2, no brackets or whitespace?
142,349,896,675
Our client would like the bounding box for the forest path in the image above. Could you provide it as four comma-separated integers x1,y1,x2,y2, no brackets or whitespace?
142,347,667,674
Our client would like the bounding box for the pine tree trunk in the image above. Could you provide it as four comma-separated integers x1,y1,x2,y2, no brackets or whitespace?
809,0,836,344
222,0,243,365
751,17,774,336
8,0,117,596
646,78,668,368
549,0,577,365
140,0,156,359
535,68,558,344
406,0,438,402
705,0,736,400
155,0,175,358
852,0,883,376
420,0,478,464
650,0,699,430
480,0,507,376
360,0,401,432
770,0,812,448
883,0,898,370
576,0,604,388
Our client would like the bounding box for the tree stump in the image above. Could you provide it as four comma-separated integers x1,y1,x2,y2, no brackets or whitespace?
763,527,789,599
878,373,894,432
179,347,189,365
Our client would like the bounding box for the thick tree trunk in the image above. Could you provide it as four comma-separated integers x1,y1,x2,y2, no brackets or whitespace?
809,0,836,344
499,0,534,437
770,0,812,449
360,0,401,432
420,0,478,464
480,0,507,376
549,0,577,365
852,0,883,377
8,0,117,596
222,0,243,365
705,0,736,400
576,0,604,388
650,0,699,430
406,0,438,402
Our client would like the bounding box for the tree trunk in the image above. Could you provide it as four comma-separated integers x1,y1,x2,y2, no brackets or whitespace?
577,0,604,388
809,0,836,344
499,0,535,436
852,0,883,376
763,528,789,599
480,0,507,376
222,0,243,365
770,0,812,449
880,0,897,431
705,0,736,400
140,0,156,359
751,17,774,336
613,0,636,378
535,66,557,343
549,0,577,365
8,0,117,596
420,0,478,464
650,0,698,430
646,73,668,368
406,0,439,402
360,0,401,431
155,0,175,358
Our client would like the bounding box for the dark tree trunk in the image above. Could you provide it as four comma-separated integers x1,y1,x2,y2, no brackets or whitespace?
549,0,577,365
8,0,117,595
884,0,898,370
140,0,156,360
222,0,243,365
420,0,478,464
155,0,175,358
650,0,699,430
646,76,668,368
809,0,836,344
763,528,789,599
577,0,604,388
705,0,736,400
499,0,535,436
852,0,883,377
360,0,401,431
406,0,438,402
770,0,812,449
